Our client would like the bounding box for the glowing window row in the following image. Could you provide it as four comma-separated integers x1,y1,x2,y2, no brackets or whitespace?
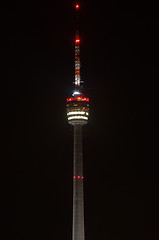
68,116,88,121
67,111,89,116
67,97,89,102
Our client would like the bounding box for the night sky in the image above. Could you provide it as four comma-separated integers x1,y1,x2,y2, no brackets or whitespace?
1,1,159,239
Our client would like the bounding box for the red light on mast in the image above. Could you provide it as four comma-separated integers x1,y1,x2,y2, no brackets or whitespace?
75,39,80,43
75,4,79,9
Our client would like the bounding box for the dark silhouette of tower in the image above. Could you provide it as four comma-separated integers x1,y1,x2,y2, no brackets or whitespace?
66,3,89,240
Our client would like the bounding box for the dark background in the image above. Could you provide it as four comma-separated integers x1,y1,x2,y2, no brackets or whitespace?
1,1,159,239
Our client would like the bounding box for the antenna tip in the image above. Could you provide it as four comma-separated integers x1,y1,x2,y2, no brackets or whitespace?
75,4,79,9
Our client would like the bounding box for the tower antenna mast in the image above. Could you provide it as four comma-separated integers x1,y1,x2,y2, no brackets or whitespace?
75,2,81,88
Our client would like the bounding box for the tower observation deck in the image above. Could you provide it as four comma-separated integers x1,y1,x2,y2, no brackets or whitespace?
66,3,89,240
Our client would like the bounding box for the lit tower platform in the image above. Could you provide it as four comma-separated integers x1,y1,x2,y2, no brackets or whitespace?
66,3,89,240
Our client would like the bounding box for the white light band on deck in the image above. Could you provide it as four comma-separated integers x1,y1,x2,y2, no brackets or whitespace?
68,116,88,120
67,111,86,116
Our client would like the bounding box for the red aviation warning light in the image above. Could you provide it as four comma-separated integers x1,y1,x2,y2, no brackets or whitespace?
75,4,79,9
75,39,80,44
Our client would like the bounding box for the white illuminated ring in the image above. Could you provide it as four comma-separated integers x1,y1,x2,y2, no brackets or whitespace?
68,116,88,120
67,111,86,116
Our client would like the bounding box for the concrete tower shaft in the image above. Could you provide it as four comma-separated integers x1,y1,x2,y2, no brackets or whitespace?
72,125,85,240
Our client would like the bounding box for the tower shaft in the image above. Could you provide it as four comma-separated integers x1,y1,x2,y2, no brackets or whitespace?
72,125,85,240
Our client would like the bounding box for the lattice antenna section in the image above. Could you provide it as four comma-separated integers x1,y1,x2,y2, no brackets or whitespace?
75,3,81,87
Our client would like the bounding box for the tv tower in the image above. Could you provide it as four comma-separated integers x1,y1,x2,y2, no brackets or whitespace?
66,2,89,240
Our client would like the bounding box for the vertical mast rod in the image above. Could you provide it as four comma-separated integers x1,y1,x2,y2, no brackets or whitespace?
75,3,81,87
